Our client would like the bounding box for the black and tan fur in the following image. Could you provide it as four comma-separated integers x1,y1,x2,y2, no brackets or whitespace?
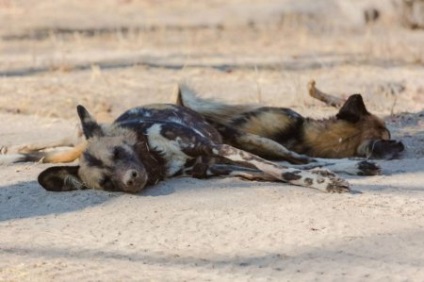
176,84,404,164
1,82,398,193
36,104,352,193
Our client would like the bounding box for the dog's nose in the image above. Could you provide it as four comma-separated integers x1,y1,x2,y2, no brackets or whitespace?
126,170,139,186
123,169,147,193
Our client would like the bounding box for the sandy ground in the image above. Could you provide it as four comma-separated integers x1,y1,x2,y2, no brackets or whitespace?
1,1,424,281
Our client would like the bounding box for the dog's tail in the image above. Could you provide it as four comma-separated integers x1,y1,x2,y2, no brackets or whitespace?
176,83,256,124
0,142,86,165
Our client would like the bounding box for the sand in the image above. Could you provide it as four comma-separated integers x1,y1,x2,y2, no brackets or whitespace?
1,0,424,281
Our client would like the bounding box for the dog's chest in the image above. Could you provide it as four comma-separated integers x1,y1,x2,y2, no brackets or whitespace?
145,124,193,176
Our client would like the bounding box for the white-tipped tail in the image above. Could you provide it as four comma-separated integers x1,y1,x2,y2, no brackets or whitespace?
0,154,29,165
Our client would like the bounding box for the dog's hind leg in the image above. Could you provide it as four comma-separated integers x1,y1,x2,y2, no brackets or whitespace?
182,162,277,181
211,144,350,193
181,157,277,181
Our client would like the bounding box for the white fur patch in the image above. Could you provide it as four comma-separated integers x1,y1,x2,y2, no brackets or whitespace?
146,124,192,176
128,108,152,118
0,154,26,165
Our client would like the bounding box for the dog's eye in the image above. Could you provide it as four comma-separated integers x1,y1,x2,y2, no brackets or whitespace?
113,146,127,161
99,176,116,191
83,152,104,167
99,176,111,186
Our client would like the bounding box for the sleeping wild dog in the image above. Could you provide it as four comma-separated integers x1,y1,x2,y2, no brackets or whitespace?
176,83,404,165
35,104,352,193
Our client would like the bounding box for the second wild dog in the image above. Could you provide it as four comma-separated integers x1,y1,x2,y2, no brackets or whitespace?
176,83,404,163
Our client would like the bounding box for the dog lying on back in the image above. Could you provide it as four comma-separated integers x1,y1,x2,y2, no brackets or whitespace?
36,104,352,193
176,83,404,164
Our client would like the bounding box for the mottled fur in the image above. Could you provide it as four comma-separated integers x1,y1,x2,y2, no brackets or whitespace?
1,84,394,193
37,104,350,193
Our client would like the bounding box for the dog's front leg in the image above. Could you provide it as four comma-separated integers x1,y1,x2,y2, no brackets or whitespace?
212,144,350,193
205,163,278,181
289,158,381,176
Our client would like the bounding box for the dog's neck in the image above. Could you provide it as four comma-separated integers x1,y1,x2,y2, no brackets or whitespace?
299,117,364,158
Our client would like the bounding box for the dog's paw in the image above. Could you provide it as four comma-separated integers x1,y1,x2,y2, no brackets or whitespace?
309,168,350,193
326,176,351,193
357,160,381,176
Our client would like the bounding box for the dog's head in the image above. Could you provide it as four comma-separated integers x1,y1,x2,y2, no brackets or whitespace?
336,94,404,159
38,105,149,193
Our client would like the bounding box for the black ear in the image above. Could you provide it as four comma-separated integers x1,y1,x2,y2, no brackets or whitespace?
77,105,103,139
336,94,370,123
38,166,87,192
175,85,184,106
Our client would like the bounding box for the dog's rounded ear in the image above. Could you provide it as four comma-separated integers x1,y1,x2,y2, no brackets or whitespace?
38,166,87,192
77,105,104,139
336,94,370,123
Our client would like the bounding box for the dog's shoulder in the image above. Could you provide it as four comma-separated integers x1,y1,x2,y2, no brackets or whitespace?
115,104,222,143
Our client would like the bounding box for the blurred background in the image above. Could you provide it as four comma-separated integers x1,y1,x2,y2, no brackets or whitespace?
0,0,423,123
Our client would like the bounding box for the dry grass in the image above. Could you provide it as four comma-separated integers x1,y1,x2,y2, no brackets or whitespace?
0,1,423,121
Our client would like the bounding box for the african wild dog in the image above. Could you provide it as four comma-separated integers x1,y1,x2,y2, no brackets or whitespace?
176,83,404,164
36,104,351,193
